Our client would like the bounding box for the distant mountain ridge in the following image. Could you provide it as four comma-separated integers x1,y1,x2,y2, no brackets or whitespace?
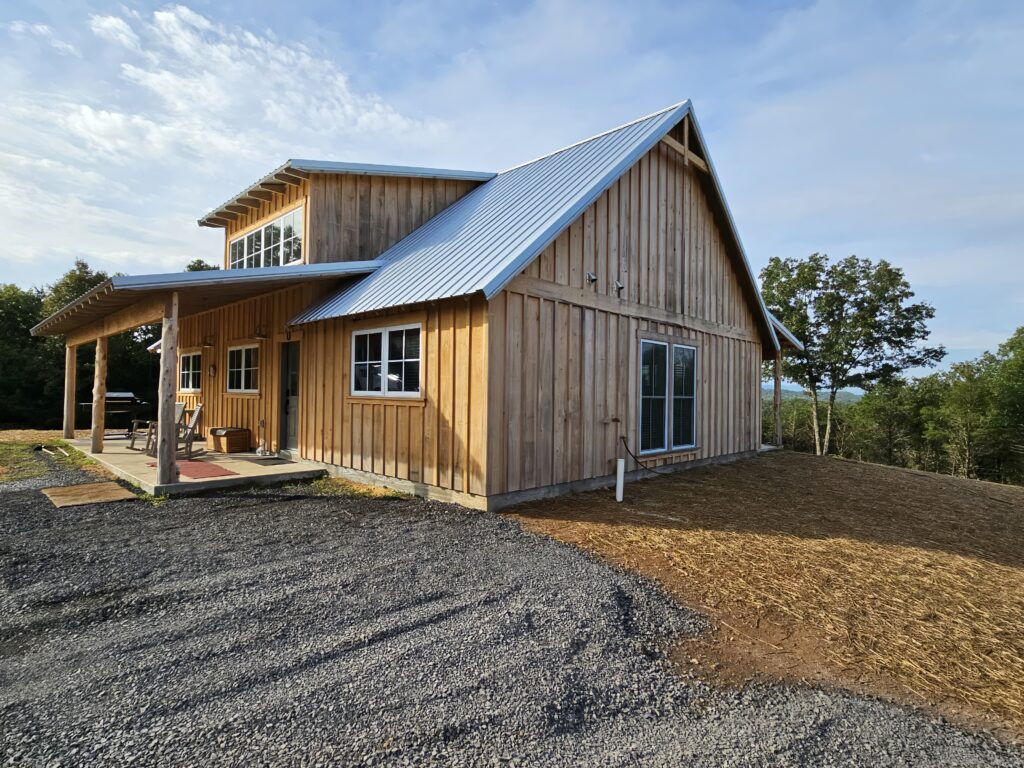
761,385,862,403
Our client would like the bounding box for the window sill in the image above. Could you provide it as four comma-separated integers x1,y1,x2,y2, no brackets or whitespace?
638,446,700,460
225,391,260,398
346,395,426,406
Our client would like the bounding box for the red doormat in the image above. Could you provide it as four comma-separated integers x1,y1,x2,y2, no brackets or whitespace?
148,461,239,479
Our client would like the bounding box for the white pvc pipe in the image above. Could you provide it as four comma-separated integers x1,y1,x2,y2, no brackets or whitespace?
615,458,625,502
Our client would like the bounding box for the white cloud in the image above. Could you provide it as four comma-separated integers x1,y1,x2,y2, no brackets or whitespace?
1,5,445,287
6,20,79,56
88,15,141,52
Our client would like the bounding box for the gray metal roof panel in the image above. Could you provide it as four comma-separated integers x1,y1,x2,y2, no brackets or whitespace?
290,102,691,325
198,160,494,225
288,159,495,182
32,262,383,337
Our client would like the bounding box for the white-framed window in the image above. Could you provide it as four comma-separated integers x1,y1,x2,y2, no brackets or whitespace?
179,351,202,392
228,206,303,269
351,324,421,397
227,345,260,393
639,339,697,454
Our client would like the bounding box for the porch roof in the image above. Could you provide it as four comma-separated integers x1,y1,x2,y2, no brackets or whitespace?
768,311,804,352
31,261,383,339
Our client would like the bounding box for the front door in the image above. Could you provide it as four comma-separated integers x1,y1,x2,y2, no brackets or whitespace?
280,341,300,453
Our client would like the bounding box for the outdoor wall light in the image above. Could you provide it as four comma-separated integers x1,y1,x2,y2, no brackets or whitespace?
208,364,217,378
586,271,597,284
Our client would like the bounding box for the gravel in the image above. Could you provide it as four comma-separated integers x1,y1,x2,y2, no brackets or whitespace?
2,457,1022,766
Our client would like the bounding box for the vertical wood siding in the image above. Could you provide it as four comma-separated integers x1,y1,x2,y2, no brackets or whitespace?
177,292,489,497
221,175,479,267
307,176,479,262
487,140,764,495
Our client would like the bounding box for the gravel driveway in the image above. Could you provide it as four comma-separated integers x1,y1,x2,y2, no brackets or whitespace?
2,458,1022,766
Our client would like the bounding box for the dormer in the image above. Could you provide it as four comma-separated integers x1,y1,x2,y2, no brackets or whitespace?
198,160,495,269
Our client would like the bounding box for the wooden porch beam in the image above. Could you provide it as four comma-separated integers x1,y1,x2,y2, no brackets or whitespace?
213,209,238,221
225,204,250,215
91,337,107,453
237,197,263,209
63,344,77,439
203,216,232,227
156,292,179,486
249,190,274,201
282,168,309,180
259,182,287,194
773,351,783,447
66,294,165,347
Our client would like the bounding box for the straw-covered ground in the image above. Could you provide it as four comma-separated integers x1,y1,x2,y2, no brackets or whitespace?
510,451,1024,742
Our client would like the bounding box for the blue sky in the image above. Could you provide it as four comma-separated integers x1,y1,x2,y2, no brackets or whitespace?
2,1,1022,367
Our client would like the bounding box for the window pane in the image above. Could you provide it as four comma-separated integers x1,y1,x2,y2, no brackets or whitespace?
404,361,420,392
674,346,696,398
354,363,369,391
228,349,241,370
367,332,382,362
641,342,666,396
265,243,281,267
673,397,695,447
290,236,302,263
389,329,404,360
265,223,281,246
354,334,368,362
368,363,381,392
387,361,404,392
249,347,259,371
404,328,420,360
640,397,666,452
283,239,292,264
228,369,241,390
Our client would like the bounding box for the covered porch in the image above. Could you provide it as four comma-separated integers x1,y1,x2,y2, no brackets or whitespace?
31,262,380,491
67,435,325,495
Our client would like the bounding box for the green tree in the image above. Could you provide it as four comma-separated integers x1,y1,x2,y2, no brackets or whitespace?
761,253,944,455
185,258,219,271
0,284,46,425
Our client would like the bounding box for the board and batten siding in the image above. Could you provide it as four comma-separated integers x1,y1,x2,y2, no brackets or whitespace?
307,175,479,263
175,285,322,449
221,174,480,268
296,296,488,497
486,140,763,496
176,289,489,499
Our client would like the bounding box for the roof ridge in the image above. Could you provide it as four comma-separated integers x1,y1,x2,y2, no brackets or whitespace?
498,99,690,174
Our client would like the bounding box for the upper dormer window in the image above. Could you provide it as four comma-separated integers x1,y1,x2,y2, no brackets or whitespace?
228,207,304,269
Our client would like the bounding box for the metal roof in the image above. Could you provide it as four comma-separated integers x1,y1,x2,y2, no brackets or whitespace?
31,262,382,337
291,102,687,323
768,311,805,351
290,100,779,350
198,160,495,228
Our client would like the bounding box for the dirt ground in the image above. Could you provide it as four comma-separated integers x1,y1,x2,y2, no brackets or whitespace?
510,451,1024,742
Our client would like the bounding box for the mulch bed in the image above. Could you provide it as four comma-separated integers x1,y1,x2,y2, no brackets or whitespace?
510,451,1024,741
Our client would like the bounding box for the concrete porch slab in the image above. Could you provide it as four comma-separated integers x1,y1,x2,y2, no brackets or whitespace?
68,436,326,496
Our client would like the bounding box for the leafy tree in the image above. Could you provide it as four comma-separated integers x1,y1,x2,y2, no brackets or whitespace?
0,284,46,425
185,259,219,271
761,254,944,455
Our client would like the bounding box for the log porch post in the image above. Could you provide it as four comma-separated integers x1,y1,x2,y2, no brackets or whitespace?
773,350,783,447
156,292,179,486
90,337,108,453
63,344,77,440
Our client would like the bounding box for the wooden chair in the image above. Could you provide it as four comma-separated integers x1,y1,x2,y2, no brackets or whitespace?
146,403,204,460
129,403,185,451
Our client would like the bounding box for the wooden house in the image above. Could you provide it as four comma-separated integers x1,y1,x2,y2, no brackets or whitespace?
32,101,802,508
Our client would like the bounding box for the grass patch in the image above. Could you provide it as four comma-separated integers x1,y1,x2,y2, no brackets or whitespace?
511,451,1024,740
308,476,408,499
0,442,48,482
